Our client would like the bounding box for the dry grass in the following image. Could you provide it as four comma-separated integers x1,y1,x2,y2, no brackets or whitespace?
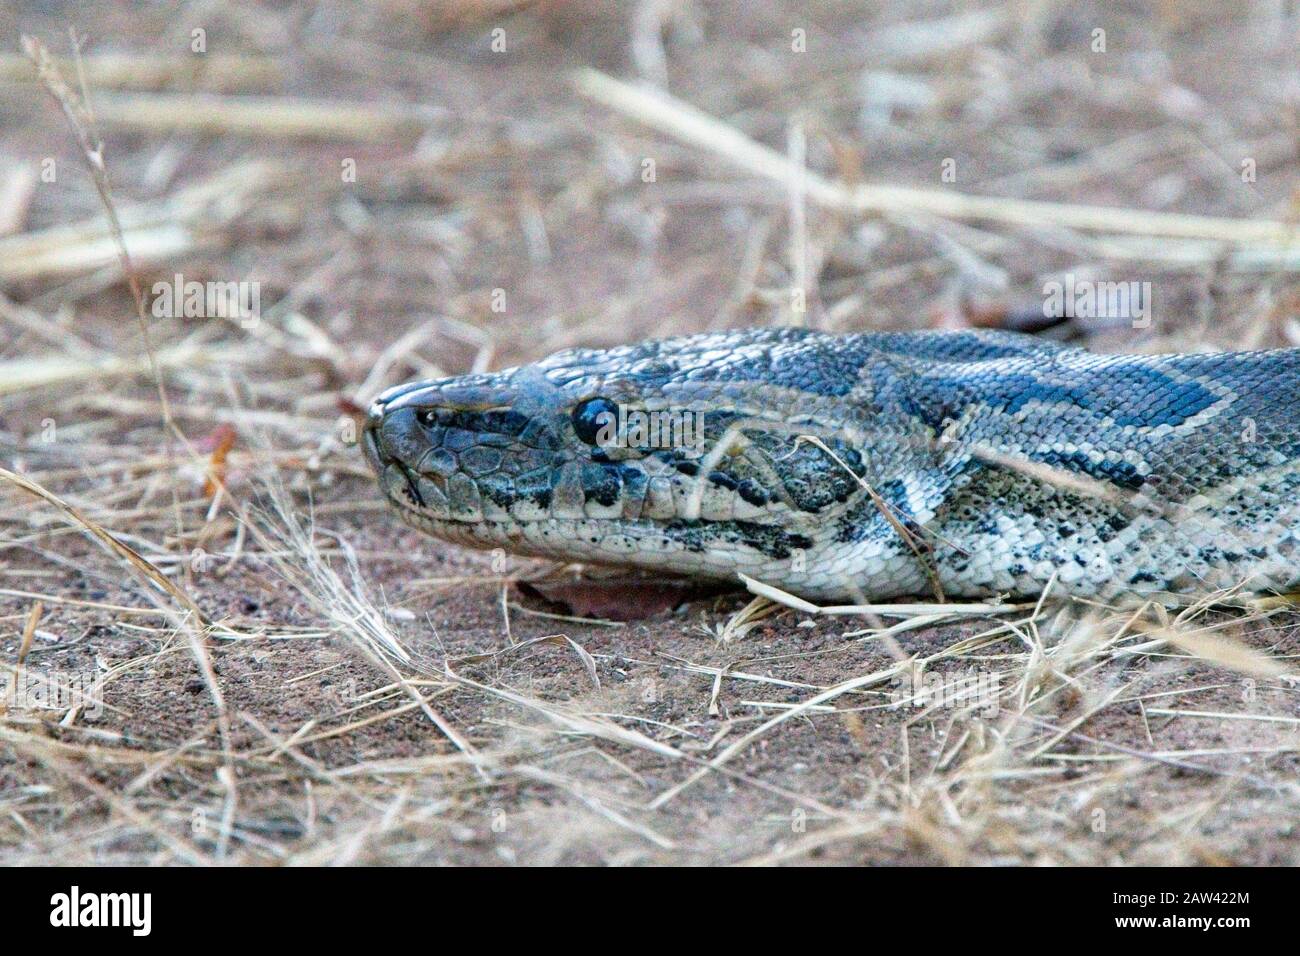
0,0,1298,865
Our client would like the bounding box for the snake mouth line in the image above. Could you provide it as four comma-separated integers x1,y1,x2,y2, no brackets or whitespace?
383,496,683,563
385,493,531,527
375,461,629,529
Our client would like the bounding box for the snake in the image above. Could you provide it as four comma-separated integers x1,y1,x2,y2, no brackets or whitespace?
362,327,1300,604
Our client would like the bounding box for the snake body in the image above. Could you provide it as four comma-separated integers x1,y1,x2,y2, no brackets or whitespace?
363,328,1300,603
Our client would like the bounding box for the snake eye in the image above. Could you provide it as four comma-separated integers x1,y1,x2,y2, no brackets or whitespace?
571,397,618,446
415,409,438,428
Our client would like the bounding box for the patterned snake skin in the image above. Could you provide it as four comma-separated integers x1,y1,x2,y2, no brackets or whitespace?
363,328,1300,603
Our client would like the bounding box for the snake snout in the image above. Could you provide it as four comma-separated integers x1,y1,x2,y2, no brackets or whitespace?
364,372,575,526
366,377,523,469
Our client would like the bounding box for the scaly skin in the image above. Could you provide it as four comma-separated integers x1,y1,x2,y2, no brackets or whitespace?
362,328,1300,603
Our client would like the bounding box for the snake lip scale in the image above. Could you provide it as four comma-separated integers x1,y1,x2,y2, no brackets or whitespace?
363,327,1300,604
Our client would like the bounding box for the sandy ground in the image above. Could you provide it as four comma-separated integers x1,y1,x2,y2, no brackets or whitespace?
0,0,1298,864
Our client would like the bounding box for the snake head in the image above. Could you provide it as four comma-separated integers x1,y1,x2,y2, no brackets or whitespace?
363,329,915,597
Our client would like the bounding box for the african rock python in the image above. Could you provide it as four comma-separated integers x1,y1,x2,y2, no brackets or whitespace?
363,328,1300,603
